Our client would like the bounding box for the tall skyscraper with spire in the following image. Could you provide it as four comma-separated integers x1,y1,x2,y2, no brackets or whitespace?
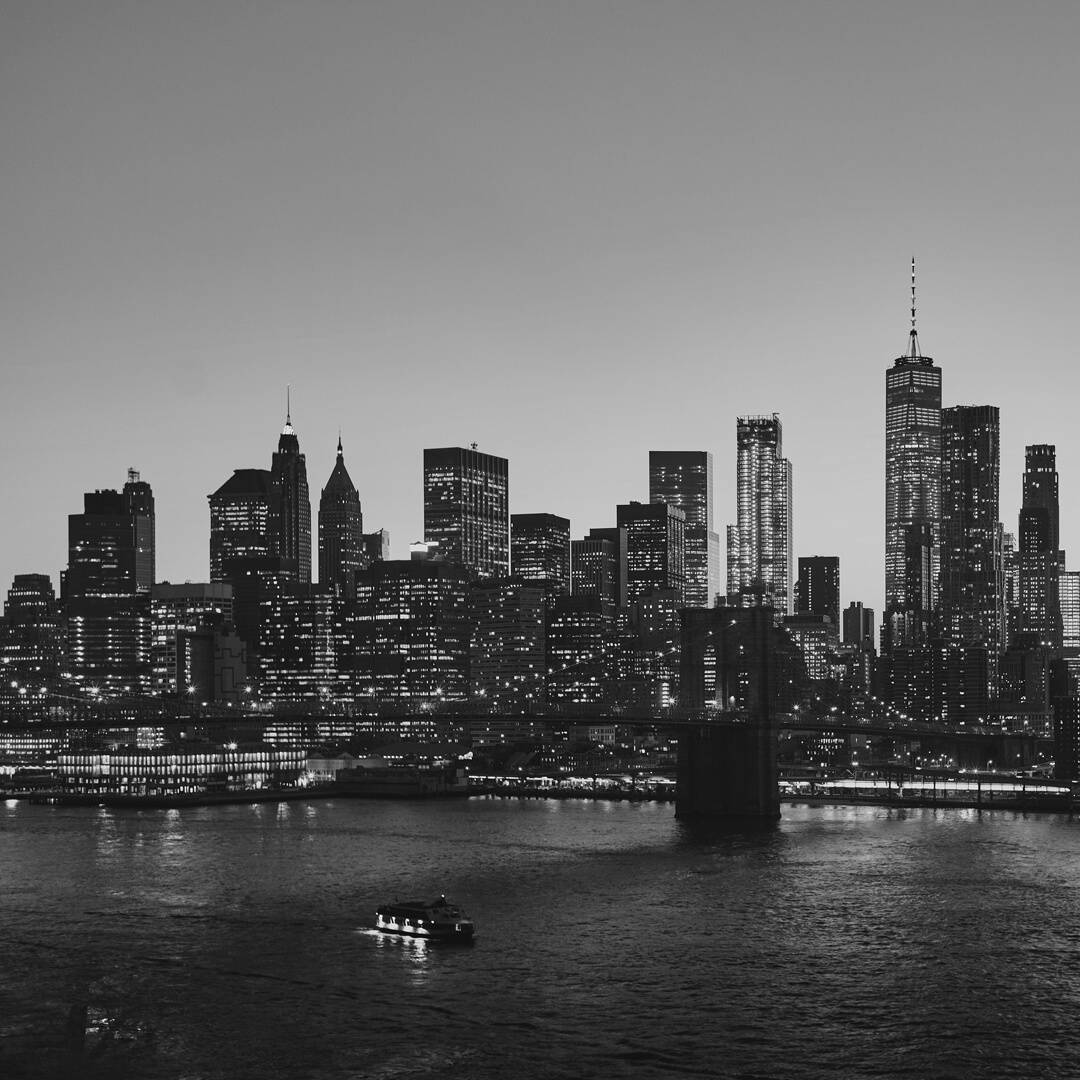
1018,444,1064,648
319,436,363,596
270,395,312,584
884,260,942,653
726,414,793,616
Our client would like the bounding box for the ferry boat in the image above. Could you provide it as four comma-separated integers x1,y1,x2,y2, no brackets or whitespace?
375,895,475,941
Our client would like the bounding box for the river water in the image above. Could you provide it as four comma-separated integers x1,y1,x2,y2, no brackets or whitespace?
3,796,1080,1079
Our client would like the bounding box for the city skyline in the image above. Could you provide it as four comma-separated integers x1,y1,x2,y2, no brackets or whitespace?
5,2,1080,619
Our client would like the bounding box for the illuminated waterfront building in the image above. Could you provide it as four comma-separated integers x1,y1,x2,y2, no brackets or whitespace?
510,514,570,597
726,414,793,615
65,472,155,693
649,451,720,608
270,406,312,585
616,502,686,605
318,436,363,597
208,469,274,581
423,446,509,578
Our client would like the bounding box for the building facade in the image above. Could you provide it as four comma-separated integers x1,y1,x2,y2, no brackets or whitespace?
726,414,793,615
423,447,509,578
649,451,720,608
616,502,686,605
510,513,571,597
270,411,312,584
318,436,364,596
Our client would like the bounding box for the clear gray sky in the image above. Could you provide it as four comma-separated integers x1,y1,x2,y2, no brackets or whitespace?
3,0,1079,616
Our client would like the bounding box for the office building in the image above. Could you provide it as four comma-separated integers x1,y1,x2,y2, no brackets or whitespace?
468,579,546,709
616,502,686,605
0,574,64,711
649,451,720,608
65,473,155,693
318,436,363,596
546,596,618,704
511,514,570,597
150,582,236,697
209,469,274,582
423,446,509,578
726,414,793,615
270,408,312,584
1017,444,1064,649
884,279,942,649
795,556,840,627
939,405,1004,702
842,602,875,648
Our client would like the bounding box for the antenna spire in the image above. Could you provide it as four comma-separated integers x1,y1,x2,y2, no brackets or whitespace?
907,256,920,359
286,384,291,426
337,428,343,456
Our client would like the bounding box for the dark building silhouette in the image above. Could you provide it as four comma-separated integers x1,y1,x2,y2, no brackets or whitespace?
65,472,155,692
208,469,274,582
260,587,340,705
574,527,627,607
726,415,793,615
362,529,390,564
842,601,875,647
318,436,363,596
270,409,312,585
795,556,840,627
939,405,1003,712
649,451,720,608
616,501,686,605
510,514,570,597
424,446,509,578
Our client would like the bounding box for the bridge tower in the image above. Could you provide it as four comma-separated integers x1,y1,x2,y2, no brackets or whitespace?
676,606,782,820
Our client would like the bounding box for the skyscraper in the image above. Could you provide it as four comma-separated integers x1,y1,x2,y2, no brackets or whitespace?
726,414,793,615
208,469,274,581
616,501,686,605
65,473,156,692
270,406,312,584
939,406,1003,695
795,556,840,627
510,513,570,596
423,446,509,578
318,436,363,596
884,267,941,649
1017,444,1064,648
649,451,720,608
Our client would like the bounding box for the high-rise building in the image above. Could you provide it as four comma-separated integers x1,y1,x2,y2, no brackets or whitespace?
546,596,618,704
649,451,720,608
616,502,686,605
349,560,471,702
270,408,312,585
423,446,509,578
571,532,621,606
0,574,64,711
884,276,941,649
150,582,235,697
1018,444,1064,649
318,436,363,596
65,474,156,692
260,587,341,705
1061,570,1080,652
208,469,274,582
468,579,546,709
726,414,793,615
510,514,570,596
795,556,840,627
939,406,1004,699
842,602,875,647
362,529,391,564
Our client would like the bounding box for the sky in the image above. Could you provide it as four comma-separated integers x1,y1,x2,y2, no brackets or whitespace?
3,0,1080,616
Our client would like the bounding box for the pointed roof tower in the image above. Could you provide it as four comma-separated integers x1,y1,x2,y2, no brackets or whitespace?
278,386,299,453
322,435,358,497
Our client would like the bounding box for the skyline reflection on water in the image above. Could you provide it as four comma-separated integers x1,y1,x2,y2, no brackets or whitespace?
3,797,1080,1079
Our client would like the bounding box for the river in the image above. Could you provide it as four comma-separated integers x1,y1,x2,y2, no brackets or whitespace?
3,796,1080,1079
